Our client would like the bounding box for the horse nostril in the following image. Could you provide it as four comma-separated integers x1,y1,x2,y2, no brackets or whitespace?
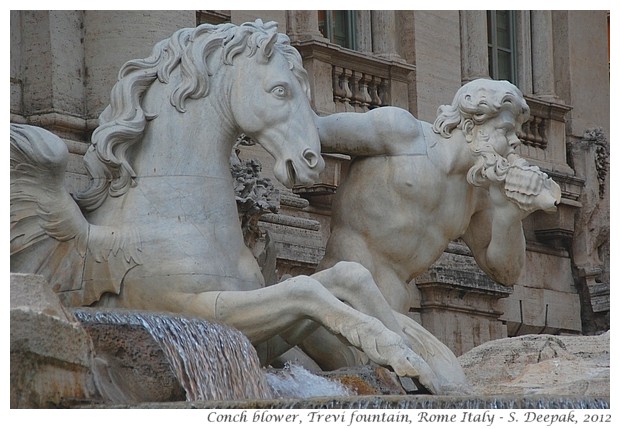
303,149,319,168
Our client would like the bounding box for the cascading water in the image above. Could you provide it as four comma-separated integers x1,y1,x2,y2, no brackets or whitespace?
266,363,352,399
72,308,608,409
74,308,273,402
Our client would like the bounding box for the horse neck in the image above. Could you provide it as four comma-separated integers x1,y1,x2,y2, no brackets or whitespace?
92,86,241,227
137,87,237,179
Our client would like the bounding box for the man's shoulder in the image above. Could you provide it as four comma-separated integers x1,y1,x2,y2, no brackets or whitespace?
390,121,432,156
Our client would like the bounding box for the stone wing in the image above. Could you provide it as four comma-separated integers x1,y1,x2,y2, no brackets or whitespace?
10,124,141,306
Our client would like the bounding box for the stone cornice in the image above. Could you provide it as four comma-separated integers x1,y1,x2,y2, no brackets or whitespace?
292,40,416,82
524,95,573,122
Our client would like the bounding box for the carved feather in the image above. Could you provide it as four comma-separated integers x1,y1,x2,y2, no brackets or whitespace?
10,124,141,306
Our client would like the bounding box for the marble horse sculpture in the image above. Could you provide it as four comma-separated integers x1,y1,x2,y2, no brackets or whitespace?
10,20,466,394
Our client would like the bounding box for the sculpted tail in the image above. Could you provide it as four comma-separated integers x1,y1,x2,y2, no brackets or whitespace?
10,124,141,306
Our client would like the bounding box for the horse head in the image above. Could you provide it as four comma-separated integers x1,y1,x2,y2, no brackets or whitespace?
75,20,324,212
223,21,325,188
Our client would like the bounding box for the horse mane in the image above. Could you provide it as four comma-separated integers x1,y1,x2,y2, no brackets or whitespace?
75,20,310,212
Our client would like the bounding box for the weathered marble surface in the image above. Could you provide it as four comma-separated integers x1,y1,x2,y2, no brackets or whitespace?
318,79,561,314
10,273,99,408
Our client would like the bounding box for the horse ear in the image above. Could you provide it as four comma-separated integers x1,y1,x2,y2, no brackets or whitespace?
261,32,278,60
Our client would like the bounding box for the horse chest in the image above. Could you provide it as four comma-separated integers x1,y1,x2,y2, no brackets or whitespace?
88,175,258,275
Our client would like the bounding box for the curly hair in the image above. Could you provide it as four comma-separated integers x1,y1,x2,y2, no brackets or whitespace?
431,79,530,187
75,20,309,212
432,79,530,139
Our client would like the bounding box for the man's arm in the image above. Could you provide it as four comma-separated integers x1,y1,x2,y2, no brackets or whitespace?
461,186,529,286
315,106,424,156
461,159,561,285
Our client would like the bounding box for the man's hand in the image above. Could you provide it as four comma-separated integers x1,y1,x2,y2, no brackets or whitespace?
488,182,529,221
502,160,561,214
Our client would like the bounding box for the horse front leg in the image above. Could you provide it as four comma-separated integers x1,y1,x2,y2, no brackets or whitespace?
311,262,471,394
253,261,406,368
311,261,406,339
180,275,440,393
392,311,472,394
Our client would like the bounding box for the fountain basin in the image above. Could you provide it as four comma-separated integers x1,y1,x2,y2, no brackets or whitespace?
80,394,609,409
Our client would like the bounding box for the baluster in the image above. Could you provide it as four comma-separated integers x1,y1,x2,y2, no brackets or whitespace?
359,73,373,111
332,65,346,102
377,78,389,106
368,76,382,108
341,68,354,111
517,128,527,145
349,70,361,110
532,116,544,148
529,116,539,147
525,118,536,146
537,117,548,149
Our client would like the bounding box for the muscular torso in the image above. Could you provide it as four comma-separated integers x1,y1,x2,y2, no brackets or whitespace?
320,141,481,311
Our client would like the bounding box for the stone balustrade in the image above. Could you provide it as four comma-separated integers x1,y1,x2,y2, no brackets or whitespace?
292,39,415,115
518,114,547,149
332,65,389,111
516,96,572,172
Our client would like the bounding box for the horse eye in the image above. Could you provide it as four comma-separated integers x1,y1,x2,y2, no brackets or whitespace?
271,85,287,98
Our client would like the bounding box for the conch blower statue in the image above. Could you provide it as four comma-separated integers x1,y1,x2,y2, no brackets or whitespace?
10,20,560,396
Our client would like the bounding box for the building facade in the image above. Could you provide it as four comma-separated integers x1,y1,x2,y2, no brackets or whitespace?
10,10,610,355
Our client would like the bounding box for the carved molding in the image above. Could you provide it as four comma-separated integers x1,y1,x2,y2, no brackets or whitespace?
581,128,609,198
518,96,572,149
292,39,415,113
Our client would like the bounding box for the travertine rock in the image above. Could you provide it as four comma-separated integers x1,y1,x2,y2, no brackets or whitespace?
458,332,609,397
10,273,99,408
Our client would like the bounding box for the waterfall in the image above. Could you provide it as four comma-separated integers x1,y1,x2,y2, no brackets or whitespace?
74,308,274,402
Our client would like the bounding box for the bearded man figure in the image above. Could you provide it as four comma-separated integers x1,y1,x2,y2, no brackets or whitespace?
287,79,560,394
315,78,561,316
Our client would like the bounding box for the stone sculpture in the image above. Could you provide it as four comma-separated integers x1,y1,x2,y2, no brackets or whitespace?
11,20,454,394
317,78,561,315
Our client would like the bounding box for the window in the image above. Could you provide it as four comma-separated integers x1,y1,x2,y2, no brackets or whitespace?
318,11,357,50
487,11,517,83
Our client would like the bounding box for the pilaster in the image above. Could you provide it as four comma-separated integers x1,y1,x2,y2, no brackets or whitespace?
531,11,557,100
459,10,489,83
371,11,401,61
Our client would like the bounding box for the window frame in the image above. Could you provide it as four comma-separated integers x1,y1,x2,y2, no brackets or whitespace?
487,10,518,84
319,11,357,50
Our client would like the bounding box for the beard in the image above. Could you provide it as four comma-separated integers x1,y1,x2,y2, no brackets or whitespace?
467,144,560,212
466,143,511,187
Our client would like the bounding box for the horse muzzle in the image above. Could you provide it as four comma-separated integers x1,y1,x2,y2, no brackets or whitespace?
276,150,325,188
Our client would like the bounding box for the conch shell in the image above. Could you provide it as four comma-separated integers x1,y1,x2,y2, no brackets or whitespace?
504,155,561,212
